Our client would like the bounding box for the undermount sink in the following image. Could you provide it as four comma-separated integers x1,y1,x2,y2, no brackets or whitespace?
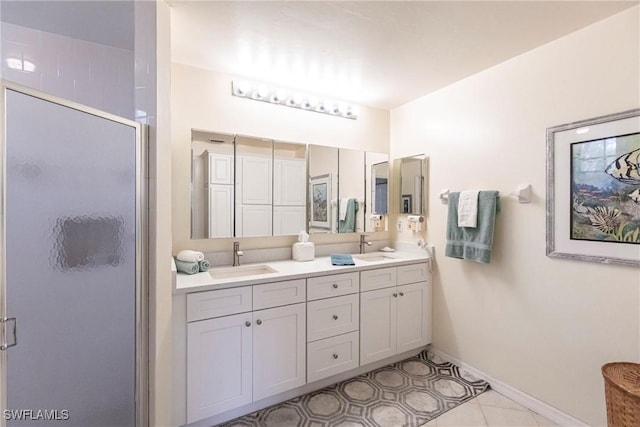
209,264,278,280
352,252,398,262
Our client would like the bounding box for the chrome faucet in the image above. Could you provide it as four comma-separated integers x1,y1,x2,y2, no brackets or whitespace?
233,241,244,266
359,235,372,254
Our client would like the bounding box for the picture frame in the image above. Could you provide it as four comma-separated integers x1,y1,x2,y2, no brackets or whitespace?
310,174,331,229
401,194,412,214
546,109,640,267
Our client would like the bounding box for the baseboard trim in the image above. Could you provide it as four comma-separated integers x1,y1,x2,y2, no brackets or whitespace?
427,345,588,427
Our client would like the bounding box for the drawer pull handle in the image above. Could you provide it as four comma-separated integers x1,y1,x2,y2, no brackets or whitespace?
332,284,338,289
256,319,262,325
399,292,404,296
333,353,339,359
393,293,398,297
332,314,338,320
245,321,251,327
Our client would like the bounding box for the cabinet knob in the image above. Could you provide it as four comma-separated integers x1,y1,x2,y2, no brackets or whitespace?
393,293,398,297
333,353,339,359
332,314,338,320
256,319,262,325
332,283,338,289
399,292,404,296
245,321,251,327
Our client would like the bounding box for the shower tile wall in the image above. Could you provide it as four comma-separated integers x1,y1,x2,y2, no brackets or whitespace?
0,22,135,119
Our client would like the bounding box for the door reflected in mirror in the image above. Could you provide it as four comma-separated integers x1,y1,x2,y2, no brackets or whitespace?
399,155,426,215
366,153,389,232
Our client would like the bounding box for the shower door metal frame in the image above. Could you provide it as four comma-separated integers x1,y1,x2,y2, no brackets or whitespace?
0,80,148,427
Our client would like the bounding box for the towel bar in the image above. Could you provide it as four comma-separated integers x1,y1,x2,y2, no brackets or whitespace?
439,185,531,204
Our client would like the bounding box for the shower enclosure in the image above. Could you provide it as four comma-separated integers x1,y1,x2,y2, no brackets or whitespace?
0,82,147,426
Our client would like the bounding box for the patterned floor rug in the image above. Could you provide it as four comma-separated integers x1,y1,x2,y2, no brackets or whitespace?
219,350,489,427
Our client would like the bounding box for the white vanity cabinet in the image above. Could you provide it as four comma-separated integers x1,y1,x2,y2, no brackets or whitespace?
360,263,431,365
178,258,431,426
186,280,306,422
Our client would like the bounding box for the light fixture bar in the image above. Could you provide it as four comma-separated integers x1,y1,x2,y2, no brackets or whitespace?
231,80,359,120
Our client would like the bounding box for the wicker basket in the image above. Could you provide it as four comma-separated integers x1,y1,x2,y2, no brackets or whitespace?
602,362,640,427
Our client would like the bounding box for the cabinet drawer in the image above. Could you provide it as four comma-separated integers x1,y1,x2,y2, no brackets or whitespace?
307,294,359,342
253,279,306,310
187,287,252,322
307,272,359,301
397,263,429,285
307,331,359,383
360,267,397,292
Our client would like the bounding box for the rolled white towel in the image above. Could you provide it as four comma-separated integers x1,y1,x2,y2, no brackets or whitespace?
177,249,204,263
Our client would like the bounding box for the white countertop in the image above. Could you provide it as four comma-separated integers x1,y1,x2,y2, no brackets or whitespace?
174,251,430,294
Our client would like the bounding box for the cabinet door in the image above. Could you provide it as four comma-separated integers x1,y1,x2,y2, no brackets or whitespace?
238,155,272,205
237,204,272,237
187,313,252,422
208,185,233,238
273,206,306,236
274,158,306,206
396,282,431,353
208,153,233,185
360,288,397,365
253,303,306,401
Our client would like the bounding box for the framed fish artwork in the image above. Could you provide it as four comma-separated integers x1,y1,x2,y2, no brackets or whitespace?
546,109,640,267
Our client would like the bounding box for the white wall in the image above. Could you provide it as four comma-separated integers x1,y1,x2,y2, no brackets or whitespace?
390,7,639,426
148,1,173,426
171,63,390,253
0,21,134,118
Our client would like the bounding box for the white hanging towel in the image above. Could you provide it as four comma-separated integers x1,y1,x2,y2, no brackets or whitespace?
339,198,350,220
458,190,479,227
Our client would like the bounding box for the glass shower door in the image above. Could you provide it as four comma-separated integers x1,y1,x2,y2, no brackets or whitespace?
2,87,142,426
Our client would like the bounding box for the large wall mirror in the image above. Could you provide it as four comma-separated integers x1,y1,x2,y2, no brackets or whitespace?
399,155,426,215
191,129,389,239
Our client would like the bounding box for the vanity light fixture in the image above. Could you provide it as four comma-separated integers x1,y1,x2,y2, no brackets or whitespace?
231,80,358,120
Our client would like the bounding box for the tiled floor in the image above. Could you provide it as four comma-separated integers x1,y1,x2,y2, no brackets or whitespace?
423,389,557,427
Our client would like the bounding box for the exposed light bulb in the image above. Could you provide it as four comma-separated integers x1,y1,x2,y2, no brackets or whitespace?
303,97,319,109
253,85,268,100
270,89,286,104
234,81,250,96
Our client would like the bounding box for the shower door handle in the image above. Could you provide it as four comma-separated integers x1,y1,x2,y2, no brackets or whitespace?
0,317,17,350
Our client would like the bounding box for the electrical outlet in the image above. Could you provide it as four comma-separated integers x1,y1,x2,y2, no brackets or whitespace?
396,220,402,231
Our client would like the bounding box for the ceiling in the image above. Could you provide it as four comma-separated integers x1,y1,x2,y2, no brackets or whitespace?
170,1,637,110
